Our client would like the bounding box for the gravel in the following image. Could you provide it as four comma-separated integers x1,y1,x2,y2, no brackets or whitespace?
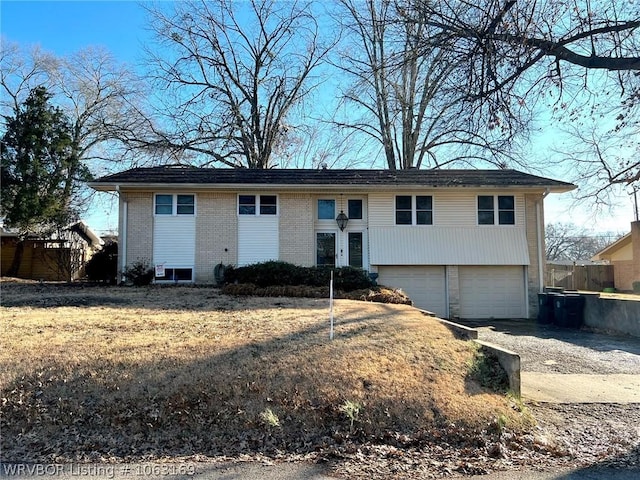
461,320,640,375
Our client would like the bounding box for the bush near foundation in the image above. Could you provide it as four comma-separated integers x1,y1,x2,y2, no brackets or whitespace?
222,261,374,291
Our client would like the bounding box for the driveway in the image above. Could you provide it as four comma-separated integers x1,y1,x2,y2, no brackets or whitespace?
456,319,640,402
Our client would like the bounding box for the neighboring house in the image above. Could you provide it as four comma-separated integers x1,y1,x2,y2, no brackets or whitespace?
1,221,104,282
89,166,574,319
592,221,640,292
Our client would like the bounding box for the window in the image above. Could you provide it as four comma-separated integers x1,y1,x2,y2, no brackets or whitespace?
155,194,195,215
415,196,433,225
348,199,363,220
176,195,195,215
316,232,336,266
155,268,193,282
239,195,256,215
477,196,494,225
348,232,363,268
318,199,335,220
395,195,433,225
395,196,412,225
239,195,277,215
498,196,515,225
260,195,277,215
155,195,173,215
478,195,515,225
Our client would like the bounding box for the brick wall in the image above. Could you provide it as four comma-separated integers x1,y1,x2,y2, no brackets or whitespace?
447,265,460,318
525,193,544,319
195,193,237,283
122,192,153,267
279,193,314,266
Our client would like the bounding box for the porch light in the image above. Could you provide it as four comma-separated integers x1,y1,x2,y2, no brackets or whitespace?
336,210,349,231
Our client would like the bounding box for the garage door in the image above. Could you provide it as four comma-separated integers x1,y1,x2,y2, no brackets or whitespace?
459,266,526,319
377,266,447,317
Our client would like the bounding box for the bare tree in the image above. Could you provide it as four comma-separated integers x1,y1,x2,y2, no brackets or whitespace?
409,0,639,195
1,41,153,213
333,0,520,170
143,0,334,169
545,222,620,261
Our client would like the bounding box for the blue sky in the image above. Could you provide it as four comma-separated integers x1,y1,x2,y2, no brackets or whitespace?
1,1,149,63
0,1,633,236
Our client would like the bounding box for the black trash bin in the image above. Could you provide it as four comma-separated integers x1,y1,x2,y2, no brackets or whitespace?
537,293,553,324
553,294,585,329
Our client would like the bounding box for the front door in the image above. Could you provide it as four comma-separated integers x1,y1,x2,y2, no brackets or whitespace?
316,232,336,267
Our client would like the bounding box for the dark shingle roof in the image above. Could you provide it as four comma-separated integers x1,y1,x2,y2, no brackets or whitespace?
90,165,575,191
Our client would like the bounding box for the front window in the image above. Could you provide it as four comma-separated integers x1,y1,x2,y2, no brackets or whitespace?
348,232,363,268
318,199,335,220
477,196,495,225
155,194,195,216
498,196,515,225
260,195,277,215
478,195,515,225
155,195,173,215
239,194,277,215
396,195,433,225
348,199,363,220
395,196,413,225
155,267,193,282
176,195,195,215
239,195,256,215
415,195,432,225
316,232,336,266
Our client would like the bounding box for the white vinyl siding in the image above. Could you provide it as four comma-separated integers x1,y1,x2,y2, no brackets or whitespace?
238,216,279,266
369,227,530,265
153,216,196,274
458,266,526,318
368,191,525,228
377,266,447,317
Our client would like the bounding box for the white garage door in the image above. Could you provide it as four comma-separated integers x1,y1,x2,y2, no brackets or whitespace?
377,266,447,317
459,266,526,319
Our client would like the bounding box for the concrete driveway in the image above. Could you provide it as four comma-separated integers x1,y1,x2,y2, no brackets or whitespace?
456,319,640,403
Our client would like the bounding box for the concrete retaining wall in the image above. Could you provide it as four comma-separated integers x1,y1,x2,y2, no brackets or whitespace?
474,340,521,397
583,295,640,338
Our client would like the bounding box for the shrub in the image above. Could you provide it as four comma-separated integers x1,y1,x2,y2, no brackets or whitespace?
122,259,154,286
85,241,118,284
222,261,374,291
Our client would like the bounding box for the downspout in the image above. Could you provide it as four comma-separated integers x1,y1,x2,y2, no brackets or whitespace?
117,185,128,283
536,188,551,292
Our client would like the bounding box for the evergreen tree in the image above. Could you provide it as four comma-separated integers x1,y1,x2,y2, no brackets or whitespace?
1,86,87,276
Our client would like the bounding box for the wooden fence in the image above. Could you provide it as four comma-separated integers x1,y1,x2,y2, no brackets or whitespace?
545,264,614,291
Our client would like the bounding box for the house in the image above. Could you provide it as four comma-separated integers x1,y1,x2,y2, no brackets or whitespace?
1,221,104,282
592,221,640,292
89,166,574,319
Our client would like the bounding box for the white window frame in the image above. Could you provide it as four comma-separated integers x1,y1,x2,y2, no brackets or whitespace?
154,265,194,283
477,195,515,226
238,194,279,216
154,193,196,216
394,195,433,225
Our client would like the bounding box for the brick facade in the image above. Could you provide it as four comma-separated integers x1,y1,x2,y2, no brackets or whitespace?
121,192,153,268
194,193,237,283
278,193,314,266
524,193,544,318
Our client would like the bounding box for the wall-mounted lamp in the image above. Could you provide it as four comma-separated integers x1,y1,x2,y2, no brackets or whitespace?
336,210,349,231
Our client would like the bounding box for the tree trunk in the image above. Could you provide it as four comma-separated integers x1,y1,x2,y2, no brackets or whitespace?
7,239,25,278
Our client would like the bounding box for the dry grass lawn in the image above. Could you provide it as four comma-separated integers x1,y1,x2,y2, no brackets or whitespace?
1,281,530,463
